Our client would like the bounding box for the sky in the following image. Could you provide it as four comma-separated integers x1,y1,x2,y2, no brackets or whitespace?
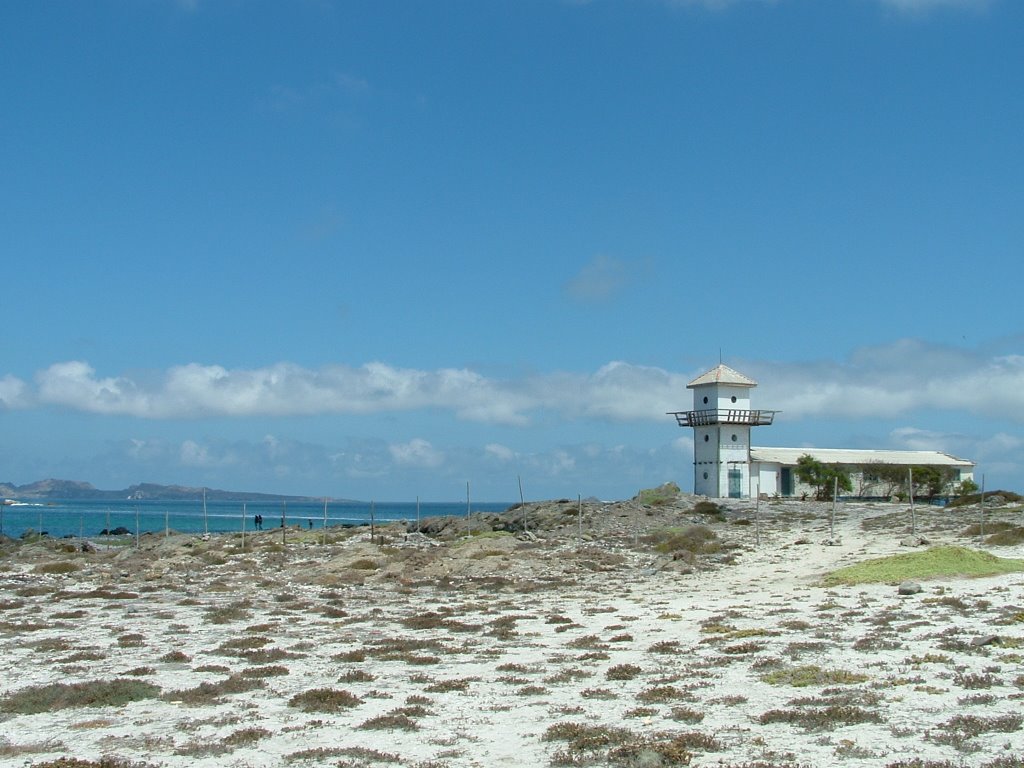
1,0,1022,501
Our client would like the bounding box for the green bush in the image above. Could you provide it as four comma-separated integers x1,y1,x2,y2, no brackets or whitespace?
652,525,718,555
637,482,681,506
692,500,722,516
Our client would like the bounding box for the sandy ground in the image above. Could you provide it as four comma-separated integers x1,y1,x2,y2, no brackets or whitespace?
1,495,1023,767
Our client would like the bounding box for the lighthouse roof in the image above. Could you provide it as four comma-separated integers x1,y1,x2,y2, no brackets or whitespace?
687,364,757,389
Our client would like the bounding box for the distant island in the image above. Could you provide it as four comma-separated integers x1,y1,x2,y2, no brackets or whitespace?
0,479,329,503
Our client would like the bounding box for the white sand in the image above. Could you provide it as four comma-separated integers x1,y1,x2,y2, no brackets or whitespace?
1,498,1022,767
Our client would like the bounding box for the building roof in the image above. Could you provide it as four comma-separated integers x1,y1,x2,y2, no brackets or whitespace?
687,364,757,389
750,446,974,468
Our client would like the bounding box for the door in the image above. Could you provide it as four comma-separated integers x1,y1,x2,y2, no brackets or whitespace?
781,467,793,496
728,469,742,499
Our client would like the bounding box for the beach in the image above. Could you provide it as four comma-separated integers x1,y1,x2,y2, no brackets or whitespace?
1,493,1023,767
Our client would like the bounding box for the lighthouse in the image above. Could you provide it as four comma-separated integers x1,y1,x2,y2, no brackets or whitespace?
668,364,777,499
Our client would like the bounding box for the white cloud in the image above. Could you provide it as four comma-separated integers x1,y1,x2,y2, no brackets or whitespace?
671,436,695,454
889,426,966,453
389,438,445,468
564,255,631,302
25,358,686,424
180,439,237,468
568,361,685,419
485,443,516,462
264,71,371,113
753,342,1024,423
0,374,29,409
36,361,148,415
12,340,1024,431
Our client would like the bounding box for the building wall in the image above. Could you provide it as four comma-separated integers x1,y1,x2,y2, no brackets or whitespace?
754,463,781,496
694,425,752,498
692,384,751,412
691,380,756,498
693,426,720,496
761,462,974,499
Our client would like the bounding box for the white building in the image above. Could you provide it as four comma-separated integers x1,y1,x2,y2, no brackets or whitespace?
669,364,975,499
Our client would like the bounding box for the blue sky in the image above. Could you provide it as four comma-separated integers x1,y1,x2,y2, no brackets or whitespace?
2,0,1022,501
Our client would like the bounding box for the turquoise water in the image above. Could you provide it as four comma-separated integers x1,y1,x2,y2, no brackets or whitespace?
0,499,513,540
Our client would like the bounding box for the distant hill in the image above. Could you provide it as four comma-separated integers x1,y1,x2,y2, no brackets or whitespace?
0,479,328,503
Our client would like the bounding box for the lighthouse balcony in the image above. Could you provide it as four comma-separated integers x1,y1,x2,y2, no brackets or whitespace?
669,409,777,427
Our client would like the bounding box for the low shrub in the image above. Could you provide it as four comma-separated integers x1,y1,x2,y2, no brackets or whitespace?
606,664,643,681
0,679,160,714
759,705,883,730
288,687,362,712
761,665,868,687
33,562,80,575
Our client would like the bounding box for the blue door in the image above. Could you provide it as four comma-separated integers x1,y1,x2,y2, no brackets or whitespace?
728,469,742,498
781,468,793,496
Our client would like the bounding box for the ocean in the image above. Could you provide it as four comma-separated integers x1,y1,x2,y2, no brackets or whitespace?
0,498,514,540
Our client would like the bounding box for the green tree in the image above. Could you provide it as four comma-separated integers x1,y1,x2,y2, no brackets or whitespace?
860,462,906,498
795,454,853,501
957,478,979,496
910,466,957,499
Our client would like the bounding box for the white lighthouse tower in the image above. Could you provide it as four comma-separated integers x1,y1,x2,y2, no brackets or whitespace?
669,364,777,499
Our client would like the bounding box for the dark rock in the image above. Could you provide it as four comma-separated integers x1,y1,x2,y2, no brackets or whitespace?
898,581,923,595
900,535,928,547
970,634,1000,647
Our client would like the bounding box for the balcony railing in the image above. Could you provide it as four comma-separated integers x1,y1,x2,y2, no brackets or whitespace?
669,409,777,427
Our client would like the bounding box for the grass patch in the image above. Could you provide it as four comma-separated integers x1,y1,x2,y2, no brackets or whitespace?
761,665,868,687
28,759,156,768
759,705,883,730
357,711,421,731
606,664,643,681
822,546,1024,586
159,650,191,663
240,664,289,678
648,525,719,555
162,674,263,705
636,685,695,704
0,679,160,714
203,602,252,624
930,713,1023,747
289,687,363,712
637,482,681,506
32,561,81,575
986,527,1024,546
543,722,715,766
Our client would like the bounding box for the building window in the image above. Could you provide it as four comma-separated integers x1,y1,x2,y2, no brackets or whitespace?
731,395,737,403
704,435,709,442
703,472,709,480
731,434,737,442
703,396,708,404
